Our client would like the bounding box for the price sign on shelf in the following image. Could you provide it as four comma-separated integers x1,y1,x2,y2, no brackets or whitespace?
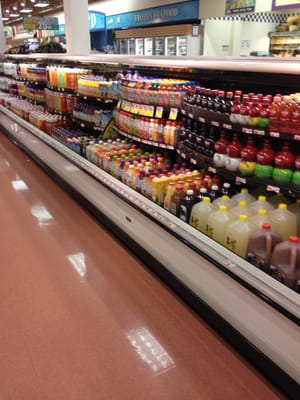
155,107,163,119
169,108,179,120
267,185,280,193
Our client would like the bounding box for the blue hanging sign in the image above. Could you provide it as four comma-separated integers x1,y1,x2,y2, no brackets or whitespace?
53,11,105,35
106,0,199,29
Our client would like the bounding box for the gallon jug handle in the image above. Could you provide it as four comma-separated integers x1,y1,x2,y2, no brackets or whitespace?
290,246,297,275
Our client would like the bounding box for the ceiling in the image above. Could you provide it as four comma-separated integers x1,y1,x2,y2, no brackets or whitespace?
1,0,100,25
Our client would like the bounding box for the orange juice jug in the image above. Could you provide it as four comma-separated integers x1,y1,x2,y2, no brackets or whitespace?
163,182,176,211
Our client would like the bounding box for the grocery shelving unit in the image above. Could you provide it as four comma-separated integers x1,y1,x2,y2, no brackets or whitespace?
0,54,299,399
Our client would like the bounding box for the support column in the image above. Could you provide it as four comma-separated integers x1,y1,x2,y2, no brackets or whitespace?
63,0,90,55
0,4,6,54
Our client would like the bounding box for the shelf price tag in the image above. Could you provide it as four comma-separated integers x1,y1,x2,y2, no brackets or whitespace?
155,107,163,119
190,158,197,165
242,127,253,134
294,135,300,141
169,108,179,120
198,117,205,123
180,152,186,159
223,123,232,130
188,112,194,119
253,129,265,136
225,260,236,269
236,176,247,184
211,121,219,127
267,185,280,193
208,166,216,174
269,131,280,138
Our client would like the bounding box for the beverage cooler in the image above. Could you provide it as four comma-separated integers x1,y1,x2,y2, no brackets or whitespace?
0,54,299,399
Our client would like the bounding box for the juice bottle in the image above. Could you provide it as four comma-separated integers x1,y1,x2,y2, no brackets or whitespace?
213,195,236,210
230,200,254,219
269,96,281,132
206,205,235,245
268,203,297,241
270,236,300,291
279,95,294,133
248,195,274,213
190,196,215,233
179,189,198,223
170,184,185,217
225,215,252,258
232,187,256,204
247,223,282,272
249,209,271,232
288,199,300,236
163,182,176,211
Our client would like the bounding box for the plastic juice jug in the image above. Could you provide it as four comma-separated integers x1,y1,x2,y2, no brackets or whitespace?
163,182,176,211
230,200,254,219
179,189,198,223
247,223,282,272
268,192,292,207
225,215,251,258
170,184,185,217
270,236,300,291
249,209,272,232
232,187,255,204
206,205,235,245
212,195,236,210
268,203,297,241
248,195,274,213
288,199,300,236
190,196,215,233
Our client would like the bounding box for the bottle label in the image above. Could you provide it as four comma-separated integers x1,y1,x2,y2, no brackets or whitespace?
170,202,177,216
179,205,188,222
247,252,266,270
226,235,236,252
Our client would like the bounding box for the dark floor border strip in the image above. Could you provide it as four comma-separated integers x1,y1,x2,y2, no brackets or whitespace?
2,130,299,400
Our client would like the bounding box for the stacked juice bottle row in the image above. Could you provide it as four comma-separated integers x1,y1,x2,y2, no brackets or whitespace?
114,108,180,146
18,64,47,83
46,66,91,90
183,85,300,133
45,88,74,114
118,71,193,108
73,101,113,129
77,76,118,99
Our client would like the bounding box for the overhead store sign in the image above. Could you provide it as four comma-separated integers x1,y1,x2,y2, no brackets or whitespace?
106,0,199,29
23,16,59,31
225,0,256,15
89,11,105,32
272,0,300,10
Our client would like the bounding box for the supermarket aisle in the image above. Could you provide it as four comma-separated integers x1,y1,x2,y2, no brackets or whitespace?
0,132,285,400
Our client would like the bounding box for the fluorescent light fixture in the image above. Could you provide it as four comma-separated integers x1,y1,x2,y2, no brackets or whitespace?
34,1,49,7
2,17,9,21
20,8,33,13
21,2,25,5
13,6,18,10
10,13,20,17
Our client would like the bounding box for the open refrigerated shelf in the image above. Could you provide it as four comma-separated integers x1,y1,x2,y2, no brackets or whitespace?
0,55,299,398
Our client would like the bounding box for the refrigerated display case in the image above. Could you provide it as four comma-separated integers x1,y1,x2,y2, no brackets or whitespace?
0,54,299,399
128,38,136,55
177,36,187,56
136,38,144,56
118,39,128,55
165,36,177,56
153,37,165,56
144,38,153,56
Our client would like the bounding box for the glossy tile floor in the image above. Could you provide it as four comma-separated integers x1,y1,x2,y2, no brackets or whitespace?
0,133,286,400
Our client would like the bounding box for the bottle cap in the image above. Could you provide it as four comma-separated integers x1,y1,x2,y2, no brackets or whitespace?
239,215,248,221
278,203,287,209
289,236,299,243
219,205,227,211
262,223,271,230
222,195,230,200
241,188,249,193
203,196,211,203
258,195,266,201
187,189,194,195
258,209,267,215
239,201,247,207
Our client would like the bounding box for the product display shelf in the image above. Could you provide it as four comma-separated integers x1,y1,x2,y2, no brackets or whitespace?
0,103,299,398
1,55,300,398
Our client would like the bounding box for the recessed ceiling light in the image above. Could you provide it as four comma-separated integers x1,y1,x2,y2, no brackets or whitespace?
13,6,18,10
34,1,49,7
20,8,33,13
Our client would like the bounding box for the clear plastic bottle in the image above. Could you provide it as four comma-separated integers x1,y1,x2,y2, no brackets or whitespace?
213,195,236,210
206,205,235,245
225,215,252,258
230,200,254,219
189,196,215,233
248,195,274,213
268,203,297,241
232,187,256,204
